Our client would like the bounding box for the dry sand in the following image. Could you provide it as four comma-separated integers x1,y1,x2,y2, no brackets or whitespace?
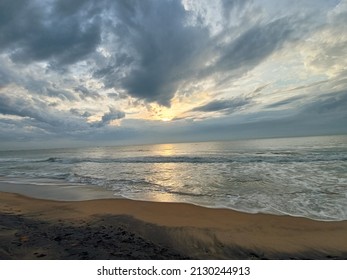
1,186,347,259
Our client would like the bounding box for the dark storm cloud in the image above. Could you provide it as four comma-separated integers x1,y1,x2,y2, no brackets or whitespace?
102,0,211,106
191,98,251,114
0,0,102,66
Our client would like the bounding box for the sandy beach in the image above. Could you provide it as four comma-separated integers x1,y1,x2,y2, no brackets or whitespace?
1,182,347,260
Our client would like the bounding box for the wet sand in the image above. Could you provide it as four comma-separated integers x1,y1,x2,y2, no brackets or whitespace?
1,182,347,259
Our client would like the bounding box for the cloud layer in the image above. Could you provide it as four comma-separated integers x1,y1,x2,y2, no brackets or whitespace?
0,0,346,149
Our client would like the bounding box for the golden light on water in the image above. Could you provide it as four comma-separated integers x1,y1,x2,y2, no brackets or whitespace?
154,143,175,156
145,162,181,203
141,143,183,203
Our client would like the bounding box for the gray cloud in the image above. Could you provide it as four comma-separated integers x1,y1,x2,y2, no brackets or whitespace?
74,85,101,100
0,57,18,88
99,0,211,106
0,93,88,133
0,67,11,87
192,98,251,114
107,92,128,100
0,94,44,120
265,96,304,109
203,17,296,79
303,90,347,115
101,108,125,124
0,0,102,66
70,108,92,118
0,118,44,143
0,0,317,107
90,108,126,128
46,88,78,102
221,0,252,20
0,0,346,150
103,1,305,106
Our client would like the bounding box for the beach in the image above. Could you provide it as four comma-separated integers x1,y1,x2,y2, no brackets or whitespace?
1,0,347,267
1,182,347,260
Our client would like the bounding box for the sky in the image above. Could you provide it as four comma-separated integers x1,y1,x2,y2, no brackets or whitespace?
0,0,346,150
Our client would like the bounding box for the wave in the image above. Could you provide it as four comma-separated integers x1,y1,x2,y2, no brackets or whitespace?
2,153,347,165
2,167,346,221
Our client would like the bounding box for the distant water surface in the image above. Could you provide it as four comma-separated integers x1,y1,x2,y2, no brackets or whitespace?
1,135,347,221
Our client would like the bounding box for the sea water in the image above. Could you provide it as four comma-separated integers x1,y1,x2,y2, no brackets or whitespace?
1,135,346,221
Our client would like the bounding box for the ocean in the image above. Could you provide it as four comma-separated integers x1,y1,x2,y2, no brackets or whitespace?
0,135,346,221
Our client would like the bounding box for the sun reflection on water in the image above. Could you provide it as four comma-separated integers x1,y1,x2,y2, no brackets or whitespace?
152,143,176,156
144,144,186,202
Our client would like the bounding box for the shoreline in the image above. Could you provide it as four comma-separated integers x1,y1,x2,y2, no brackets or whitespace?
1,182,347,259
0,177,343,222
0,179,117,201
